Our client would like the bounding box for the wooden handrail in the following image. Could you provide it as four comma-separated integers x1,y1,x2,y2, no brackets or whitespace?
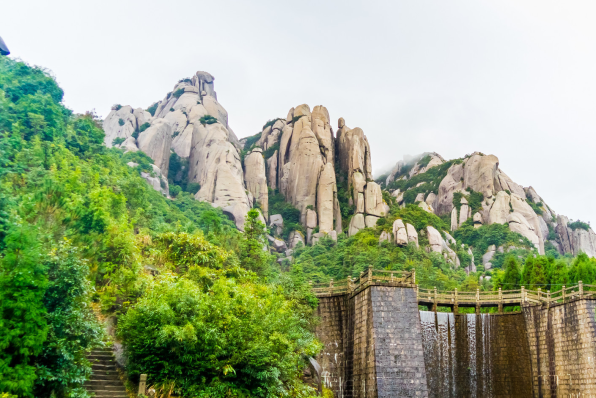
311,271,593,306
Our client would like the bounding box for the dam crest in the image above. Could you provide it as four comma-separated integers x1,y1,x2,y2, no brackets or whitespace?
313,269,596,398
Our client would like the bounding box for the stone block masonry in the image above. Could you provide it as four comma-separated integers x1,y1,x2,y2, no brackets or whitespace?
315,285,428,398
524,299,596,398
316,282,596,397
371,286,428,398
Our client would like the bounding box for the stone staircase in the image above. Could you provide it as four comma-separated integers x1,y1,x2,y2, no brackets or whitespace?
85,347,128,398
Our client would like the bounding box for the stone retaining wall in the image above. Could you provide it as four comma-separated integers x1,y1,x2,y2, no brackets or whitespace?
524,299,596,398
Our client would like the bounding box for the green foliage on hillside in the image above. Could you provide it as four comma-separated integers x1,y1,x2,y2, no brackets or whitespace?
293,231,468,291
493,252,596,293
268,189,305,239
173,88,185,98
199,115,218,125
0,57,319,397
146,102,158,116
387,158,463,205
526,198,543,215
568,220,590,231
263,142,279,159
262,118,282,130
453,219,534,266
385,204,449,233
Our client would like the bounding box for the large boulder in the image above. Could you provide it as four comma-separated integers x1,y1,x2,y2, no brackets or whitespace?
244,148,269,217
510,193,544,254
311,105,333,163
393,219,407,246
137,119,173,176
365,182,385,216
426,226,445,253
286,119,325,223
317,162,336,233
463,154,499,197
406,224,419,248
288,230,305,249
103,105,137,147
364,215,379,228
188,123,250,230
435,163,464,215
348,214,365,236
266,150,278,190
488,191,511,225
133,108,152,127
507,212,540,249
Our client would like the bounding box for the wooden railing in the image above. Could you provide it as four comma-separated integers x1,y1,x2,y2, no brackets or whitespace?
311,268,596,310
310,267,415,296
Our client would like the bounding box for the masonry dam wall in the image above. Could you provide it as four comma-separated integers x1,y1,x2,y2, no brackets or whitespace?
315,285,596,398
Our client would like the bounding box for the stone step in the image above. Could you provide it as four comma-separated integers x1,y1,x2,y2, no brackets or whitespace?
89,358,118,366
85,346,128,397
88,354,114,359
85,384,127,392
91,393,128,398
91,363,116,372
85,379,123,387
88,374,121,381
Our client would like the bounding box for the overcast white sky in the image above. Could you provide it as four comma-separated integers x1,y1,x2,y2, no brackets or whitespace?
4,0,596,225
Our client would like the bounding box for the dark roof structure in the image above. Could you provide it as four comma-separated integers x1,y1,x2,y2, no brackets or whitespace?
0,36,10,56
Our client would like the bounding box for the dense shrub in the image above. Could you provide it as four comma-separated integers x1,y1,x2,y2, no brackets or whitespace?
199,115,218,125
172,88,185,98
146,102,158,116
568,220,590,231
119,271,320,397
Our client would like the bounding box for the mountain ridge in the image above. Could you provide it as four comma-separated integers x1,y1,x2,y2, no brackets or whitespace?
103,69,596,266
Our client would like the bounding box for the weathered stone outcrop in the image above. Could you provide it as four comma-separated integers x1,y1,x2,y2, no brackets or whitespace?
188,122,250,230
244,148,268,217
103,105,137,147
317,163,336,233
137,119,172,176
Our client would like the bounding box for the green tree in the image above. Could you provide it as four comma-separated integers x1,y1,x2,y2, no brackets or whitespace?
521,256,535,288
529,256,548,290
569,253,596,285
549,259,569,290
0,228,48,397
118,273,321,397
499,256,521,290
239,209,272,276
34,241,103,398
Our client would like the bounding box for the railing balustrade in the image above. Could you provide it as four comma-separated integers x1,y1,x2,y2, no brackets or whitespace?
310,268,596,307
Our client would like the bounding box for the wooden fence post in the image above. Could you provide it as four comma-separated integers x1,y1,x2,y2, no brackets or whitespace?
433,287,438,312
579,281,584,299
476,288,480,315
562,285,566,303
498,287,503,314
521,286,526,307
138,374,147,396
538,287,542,302
454,288,459,314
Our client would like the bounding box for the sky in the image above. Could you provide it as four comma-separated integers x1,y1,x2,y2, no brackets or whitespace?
4,0,596,226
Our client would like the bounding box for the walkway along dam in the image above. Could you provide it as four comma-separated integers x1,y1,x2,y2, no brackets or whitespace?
312,269,596,398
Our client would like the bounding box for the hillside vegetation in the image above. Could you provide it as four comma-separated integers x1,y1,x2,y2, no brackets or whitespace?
0,58,319,398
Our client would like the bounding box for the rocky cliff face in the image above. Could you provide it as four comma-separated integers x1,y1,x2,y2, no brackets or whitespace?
383,152,596,258
241,104,387,244
103,71,251,229
103,70,593,260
